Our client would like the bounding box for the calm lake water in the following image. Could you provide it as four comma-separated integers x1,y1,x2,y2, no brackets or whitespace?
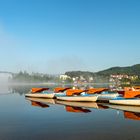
0,84,140,140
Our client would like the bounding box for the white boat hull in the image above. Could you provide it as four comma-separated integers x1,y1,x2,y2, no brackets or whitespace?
26,97,56,104
56,95,98,102
25,93,55,99
109,98,140,106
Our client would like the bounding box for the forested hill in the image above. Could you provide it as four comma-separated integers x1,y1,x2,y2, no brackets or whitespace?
65,64,140,77
95,64,140,76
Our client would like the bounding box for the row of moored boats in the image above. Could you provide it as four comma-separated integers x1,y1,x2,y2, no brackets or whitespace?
25,86,140,106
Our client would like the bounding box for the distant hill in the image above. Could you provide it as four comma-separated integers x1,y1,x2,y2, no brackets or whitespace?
95,64,140,76
65,71,94,78
65,64,140,82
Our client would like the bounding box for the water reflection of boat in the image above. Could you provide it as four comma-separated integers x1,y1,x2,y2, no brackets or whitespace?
100,103,140,121
56,100,98,109
30,101,50,108
124,111,140,121
56,100,108,109
65,106,91,113
26,97,56,105
103,103,140,113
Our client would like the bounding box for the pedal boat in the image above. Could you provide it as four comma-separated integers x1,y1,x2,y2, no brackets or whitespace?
56,89,98,102
109,87,140,106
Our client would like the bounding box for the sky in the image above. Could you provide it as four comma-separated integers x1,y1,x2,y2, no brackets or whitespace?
0,0,140,74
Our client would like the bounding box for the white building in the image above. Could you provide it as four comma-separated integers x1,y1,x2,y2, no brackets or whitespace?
59,74,71,80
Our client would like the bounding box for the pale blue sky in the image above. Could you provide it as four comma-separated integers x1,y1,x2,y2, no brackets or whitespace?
0,0,140,74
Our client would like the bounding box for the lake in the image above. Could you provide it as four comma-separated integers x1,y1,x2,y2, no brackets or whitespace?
0,84,140,140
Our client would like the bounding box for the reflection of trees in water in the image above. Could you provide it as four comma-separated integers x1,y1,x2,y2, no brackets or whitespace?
11,85,32,95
